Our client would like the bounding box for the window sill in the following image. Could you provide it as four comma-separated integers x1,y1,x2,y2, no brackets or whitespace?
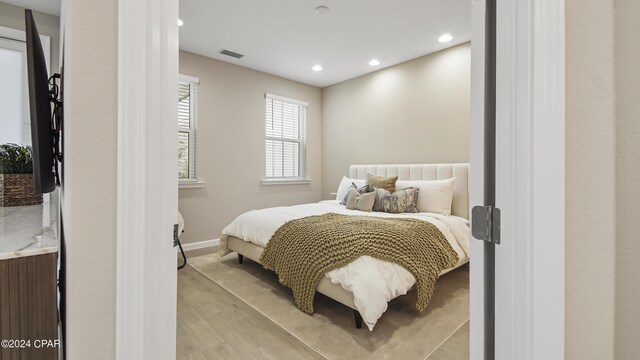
179,180,206,189
261,178,311,186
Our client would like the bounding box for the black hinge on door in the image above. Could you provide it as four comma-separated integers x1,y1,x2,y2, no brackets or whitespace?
472,205,501,244
173,224,179,247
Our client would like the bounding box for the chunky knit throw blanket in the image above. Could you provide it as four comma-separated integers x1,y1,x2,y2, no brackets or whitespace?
259,213,459,315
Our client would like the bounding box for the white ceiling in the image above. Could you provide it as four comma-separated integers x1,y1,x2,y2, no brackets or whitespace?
3,0,470,88
179,0,471,88
2,0,60,16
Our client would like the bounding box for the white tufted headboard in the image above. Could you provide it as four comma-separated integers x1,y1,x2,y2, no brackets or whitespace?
348,163,470,219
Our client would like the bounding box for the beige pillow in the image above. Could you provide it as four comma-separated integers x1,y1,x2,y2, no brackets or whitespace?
342,183,369,205
366,173,398,193
345,188,376,212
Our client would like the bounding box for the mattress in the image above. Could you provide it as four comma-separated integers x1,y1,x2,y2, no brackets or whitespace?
221,200,470,330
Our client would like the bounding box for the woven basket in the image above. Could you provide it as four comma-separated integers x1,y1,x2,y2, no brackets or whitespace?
0,174,43,207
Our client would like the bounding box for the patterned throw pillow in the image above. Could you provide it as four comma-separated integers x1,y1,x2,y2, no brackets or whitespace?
366,173,398,193
341,182,369,205
372,187,420,213
345,188,376,212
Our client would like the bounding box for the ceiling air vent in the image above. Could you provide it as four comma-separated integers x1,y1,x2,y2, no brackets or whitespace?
219,49,244,59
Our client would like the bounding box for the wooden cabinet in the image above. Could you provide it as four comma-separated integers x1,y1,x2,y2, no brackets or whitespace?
0,252,58,360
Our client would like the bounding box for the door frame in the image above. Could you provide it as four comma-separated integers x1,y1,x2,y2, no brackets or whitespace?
470,0,565,359
115,0,179,358
113,0,565,357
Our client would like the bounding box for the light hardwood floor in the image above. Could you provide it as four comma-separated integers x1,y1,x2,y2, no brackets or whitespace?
428,321,470,360
177,248,469,360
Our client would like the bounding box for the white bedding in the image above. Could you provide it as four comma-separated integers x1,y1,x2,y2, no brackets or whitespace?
221,200,470,330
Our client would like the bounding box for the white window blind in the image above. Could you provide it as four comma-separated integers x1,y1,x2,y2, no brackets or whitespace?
178,76,198,181
265,93,308,180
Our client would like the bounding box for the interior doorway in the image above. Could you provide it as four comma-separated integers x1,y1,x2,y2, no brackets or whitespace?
114,0,565,359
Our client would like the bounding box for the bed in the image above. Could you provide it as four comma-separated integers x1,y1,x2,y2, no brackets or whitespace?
221,163,470,330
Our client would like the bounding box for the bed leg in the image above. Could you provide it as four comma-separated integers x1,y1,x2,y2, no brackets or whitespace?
237,253,244,264
354,310,363,329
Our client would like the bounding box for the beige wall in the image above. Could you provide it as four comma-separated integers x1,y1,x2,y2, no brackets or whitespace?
565,0,616,358
614,0,640,358
565,0,640,358
0,2,60,72
178,51,322,244
321,43,470,199
62,0,117,358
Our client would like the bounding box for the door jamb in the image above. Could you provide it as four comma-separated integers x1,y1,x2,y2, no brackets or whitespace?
115,0,179,358
470,0,565,359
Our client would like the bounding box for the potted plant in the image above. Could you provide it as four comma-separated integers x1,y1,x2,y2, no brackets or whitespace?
0,143,42,207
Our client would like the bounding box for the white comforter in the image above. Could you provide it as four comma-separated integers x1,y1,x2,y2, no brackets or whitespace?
221,200,470,330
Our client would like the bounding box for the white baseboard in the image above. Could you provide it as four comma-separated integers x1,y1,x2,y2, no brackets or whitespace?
178,238,220,252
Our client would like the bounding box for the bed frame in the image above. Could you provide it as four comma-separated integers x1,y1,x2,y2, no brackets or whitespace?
227,163,470,328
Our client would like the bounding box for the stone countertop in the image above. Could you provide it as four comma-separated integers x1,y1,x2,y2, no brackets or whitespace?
0,203,58,260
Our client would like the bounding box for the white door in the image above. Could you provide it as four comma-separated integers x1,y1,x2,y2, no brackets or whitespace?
470,0,565,359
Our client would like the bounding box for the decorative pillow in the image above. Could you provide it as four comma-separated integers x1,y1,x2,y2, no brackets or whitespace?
345,188,376,212
335,176,366,202
372,187,420,213
342,182,370,205
395,178,456,215
366,173,398,193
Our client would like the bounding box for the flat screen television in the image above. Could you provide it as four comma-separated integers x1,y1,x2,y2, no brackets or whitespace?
25,9,57,194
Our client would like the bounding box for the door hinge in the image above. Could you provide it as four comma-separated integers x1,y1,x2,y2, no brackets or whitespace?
173,223,179,247
472,205,501,244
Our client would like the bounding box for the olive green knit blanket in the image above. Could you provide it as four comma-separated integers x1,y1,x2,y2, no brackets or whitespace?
259,213,459,315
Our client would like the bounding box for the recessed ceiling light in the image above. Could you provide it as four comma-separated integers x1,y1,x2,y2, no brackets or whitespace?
312,64,323,72
438,33,453,43
315,6,330,15
369,59,380,66
178,19,184,26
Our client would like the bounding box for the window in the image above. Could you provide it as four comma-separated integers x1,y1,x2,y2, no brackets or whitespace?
0,37,30,146
178,75,198,181
264,93,308,182
0,27,49,147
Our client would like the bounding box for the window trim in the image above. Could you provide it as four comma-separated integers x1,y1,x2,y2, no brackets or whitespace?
178,180,206,189
178,74,199,183
260,178,311,186
263,93,309,183
0,26,51,73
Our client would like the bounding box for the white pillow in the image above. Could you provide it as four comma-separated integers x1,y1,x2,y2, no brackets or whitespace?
395,178,456,215
335,176,366,203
